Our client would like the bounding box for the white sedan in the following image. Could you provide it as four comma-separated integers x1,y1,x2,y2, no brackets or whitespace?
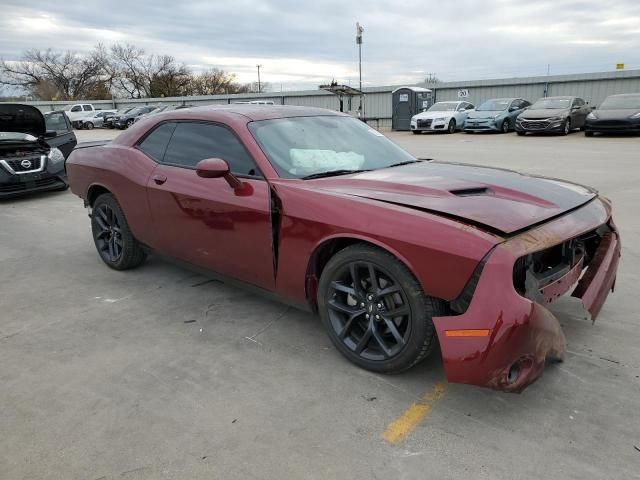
410,101,475,134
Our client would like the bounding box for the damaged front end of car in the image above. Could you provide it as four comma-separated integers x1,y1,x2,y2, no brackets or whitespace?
433,198,621,393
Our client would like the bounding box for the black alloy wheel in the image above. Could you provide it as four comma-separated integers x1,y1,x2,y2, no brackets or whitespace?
91,193,146,270
447,119,456,134
318,244,446,373
126,118,134,128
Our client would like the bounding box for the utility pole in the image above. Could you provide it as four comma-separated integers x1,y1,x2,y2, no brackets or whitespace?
356,22,364,119
256,64,263,93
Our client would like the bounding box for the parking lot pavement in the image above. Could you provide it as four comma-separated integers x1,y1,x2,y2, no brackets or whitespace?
1,130,639,480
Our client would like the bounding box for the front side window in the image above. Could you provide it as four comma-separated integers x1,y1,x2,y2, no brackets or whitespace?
70,106,82,112
138,123,176,162
163,122,260,176
45,112,69,133
83,105,93,111
249,115,415,179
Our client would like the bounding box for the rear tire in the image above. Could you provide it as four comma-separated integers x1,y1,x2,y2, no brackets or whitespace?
91,193,147,270
318,244,447,374
447,119,456,134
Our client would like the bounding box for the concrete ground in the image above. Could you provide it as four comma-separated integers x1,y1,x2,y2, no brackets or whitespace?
1,127,639,480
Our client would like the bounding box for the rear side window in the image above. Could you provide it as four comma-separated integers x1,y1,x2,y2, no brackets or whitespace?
138,123,176,162
83,105,93,111
163,122,260,176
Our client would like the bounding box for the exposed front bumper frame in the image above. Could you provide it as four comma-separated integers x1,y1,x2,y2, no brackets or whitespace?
433,199,620,393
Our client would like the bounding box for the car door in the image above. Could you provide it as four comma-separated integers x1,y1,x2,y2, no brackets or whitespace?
143,121,275,290
570,98,586,127
44,112,77,158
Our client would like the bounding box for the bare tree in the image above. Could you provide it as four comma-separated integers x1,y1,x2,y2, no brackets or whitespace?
0,47,109,100
186,68,250,95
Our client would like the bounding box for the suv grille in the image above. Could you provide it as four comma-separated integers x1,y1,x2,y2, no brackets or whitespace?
417,119,432,128
5,156,43,172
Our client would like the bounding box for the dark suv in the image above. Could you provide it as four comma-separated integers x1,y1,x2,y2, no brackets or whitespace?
1,104,77,198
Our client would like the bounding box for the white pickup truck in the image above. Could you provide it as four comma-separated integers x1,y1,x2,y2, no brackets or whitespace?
64,104,95,122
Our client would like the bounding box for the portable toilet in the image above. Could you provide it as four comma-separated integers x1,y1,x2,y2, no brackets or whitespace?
392,87,433,131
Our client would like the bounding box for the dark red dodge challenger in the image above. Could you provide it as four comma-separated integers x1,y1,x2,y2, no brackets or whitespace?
66,105,620,392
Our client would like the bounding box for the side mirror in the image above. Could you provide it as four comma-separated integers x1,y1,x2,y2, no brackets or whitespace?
196,158,242,189
44,130,58,138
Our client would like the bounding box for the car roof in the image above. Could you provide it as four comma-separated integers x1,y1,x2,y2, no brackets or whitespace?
483,97,517,101
155,104,344,122
542,96,575,100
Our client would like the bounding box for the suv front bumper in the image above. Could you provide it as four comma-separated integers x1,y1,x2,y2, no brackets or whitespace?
0,157,68,199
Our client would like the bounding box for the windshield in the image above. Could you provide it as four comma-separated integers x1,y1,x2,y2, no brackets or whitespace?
0,132,37,142
249,116,415,179
477,99,510,111
427,103,458,112
599,95,640,110
531,98,571,109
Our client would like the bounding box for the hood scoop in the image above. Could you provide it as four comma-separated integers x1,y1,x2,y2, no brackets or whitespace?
450,187,492,197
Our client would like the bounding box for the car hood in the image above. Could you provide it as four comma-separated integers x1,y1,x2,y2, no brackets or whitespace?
466,110,504,119
307,162,597,235
520,108,569,119
413,111,454,120
0,104,46,137
592,109,640,120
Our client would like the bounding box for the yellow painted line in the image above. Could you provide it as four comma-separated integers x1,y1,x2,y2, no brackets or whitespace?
382,380,448,445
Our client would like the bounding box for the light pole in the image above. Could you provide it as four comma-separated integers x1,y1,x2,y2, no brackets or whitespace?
356,22,364,118
256,64,263,93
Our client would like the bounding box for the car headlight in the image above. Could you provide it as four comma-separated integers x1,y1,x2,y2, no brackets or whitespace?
629,112,640,119
548,116,563,122
48,147,65,165
434,117,446,122
586,112,598,120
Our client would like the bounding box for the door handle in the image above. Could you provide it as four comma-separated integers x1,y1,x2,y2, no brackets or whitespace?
152,174,167,185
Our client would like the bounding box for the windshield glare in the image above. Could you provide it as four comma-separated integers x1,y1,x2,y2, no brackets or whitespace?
599,95,640,110
477,99,510,111
531,98,571,109
249,116,415,178
428,103,458,112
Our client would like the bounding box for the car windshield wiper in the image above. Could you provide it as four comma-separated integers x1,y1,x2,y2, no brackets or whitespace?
302,169,370,180
385,159,426,169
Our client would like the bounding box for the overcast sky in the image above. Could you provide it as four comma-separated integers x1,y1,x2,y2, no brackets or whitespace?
2,0,639,91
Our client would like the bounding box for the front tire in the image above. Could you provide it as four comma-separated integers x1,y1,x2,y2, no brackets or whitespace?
562,118,571,135
585,130,594,137
516,130,526,136
447,119,456,134
501,119,510,133
318,244,447,374
91,193,146,270
126,119,134,128
84,121,94,130
411,130,420,134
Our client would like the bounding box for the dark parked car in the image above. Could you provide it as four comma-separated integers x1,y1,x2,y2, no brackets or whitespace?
464,98,531,133
103,108,134,129
1,105,77,198
66,105,620,392
516,96,591,135
112,106,157,129
584,93,640,136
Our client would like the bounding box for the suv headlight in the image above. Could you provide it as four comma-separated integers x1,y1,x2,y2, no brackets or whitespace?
587,112,598,120
48,147,65,165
